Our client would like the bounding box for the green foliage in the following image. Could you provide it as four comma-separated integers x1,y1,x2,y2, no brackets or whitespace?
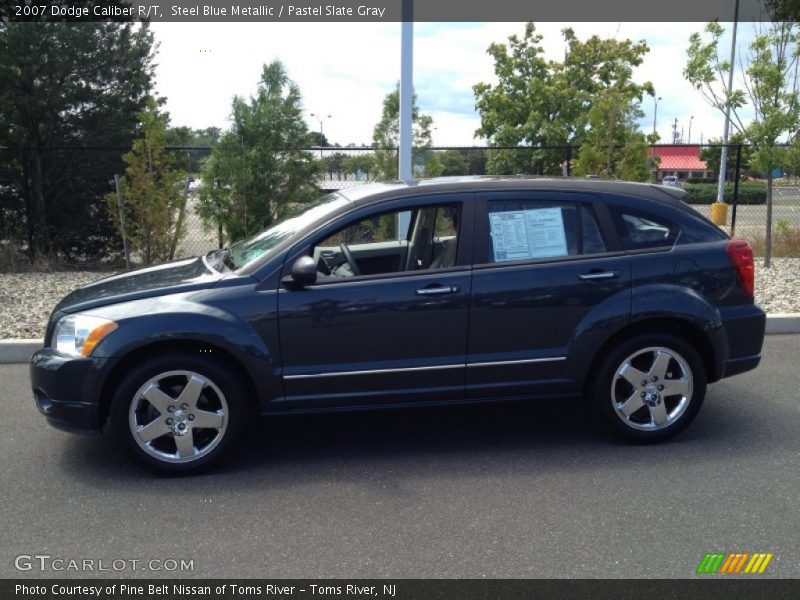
197,61,321,243
324,152,349,177
685,19,800,264
0,22,155,262
682,181,767,205
573,89,656,181
700,134,754,178
341,153,377,180
165,126,220,173
437,150,470,176
474,23,654,176
372,85,434,180
107,99,187,265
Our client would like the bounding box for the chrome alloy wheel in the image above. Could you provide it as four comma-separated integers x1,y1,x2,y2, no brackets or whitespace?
128,370,228,463
610,346,693,431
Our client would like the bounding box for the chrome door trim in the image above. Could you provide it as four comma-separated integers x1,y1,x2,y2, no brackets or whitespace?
466,356,567,368
283,355,566,380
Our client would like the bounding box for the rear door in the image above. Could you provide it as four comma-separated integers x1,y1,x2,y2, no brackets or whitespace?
466,191,632,399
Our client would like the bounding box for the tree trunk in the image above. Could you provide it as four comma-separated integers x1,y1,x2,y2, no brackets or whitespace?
168,178,190,261
30,149,51,258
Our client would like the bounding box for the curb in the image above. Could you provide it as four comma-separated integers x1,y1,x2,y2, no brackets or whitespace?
2,313,799,365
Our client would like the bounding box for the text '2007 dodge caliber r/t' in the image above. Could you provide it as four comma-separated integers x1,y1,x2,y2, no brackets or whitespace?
31,178,766,473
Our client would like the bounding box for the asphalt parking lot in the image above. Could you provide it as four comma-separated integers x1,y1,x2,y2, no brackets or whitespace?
1,335,798,579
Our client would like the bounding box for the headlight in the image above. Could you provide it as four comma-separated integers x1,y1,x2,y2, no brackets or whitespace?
53,315,118,358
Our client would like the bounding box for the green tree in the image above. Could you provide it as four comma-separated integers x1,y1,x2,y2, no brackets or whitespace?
342,153,377,181
197,61,321,243
107,99,187,266
372,84,434,180
685,19,800,265
474,23,654,175
573,89,657,181
324,152,349,179
165,126,221,173
0,21,155,261
435,149,470,176
699,133,754,179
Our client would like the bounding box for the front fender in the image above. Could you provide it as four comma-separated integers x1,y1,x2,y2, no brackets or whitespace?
87,293,282,409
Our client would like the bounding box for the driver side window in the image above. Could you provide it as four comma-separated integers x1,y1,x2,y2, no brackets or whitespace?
313,204,461,279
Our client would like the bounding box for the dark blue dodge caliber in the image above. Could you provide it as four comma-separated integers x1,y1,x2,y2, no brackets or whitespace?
31,178,766,473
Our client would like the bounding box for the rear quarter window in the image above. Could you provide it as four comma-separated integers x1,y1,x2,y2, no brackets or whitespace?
608,206,678,251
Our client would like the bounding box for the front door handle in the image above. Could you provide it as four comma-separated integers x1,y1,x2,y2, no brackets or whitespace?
578,271,619,281
416,285,460,296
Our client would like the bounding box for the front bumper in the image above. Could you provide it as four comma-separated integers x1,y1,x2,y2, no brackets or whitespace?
30,349,105,434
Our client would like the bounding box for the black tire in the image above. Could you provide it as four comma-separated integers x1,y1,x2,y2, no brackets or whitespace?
589,333,707,443
109,353,249,474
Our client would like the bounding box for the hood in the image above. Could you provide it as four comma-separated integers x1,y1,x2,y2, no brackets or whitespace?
53,257,224,314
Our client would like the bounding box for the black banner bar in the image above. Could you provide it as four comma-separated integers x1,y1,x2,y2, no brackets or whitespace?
3,579,800,600
0,0,793,23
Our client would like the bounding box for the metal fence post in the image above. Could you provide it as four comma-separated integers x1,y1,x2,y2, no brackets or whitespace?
114,174,131,271
730,144,742,236
565,145,572,177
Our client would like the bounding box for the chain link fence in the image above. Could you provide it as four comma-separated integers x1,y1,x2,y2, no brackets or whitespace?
1,143,798,270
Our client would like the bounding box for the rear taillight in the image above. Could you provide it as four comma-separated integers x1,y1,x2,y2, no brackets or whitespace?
726,239,755,297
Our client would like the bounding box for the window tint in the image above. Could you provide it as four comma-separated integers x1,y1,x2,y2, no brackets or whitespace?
486,201,607,263
313,204,460,279
609,207,678,250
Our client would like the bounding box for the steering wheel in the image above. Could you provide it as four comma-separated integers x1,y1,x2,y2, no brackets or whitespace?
339,243,361,276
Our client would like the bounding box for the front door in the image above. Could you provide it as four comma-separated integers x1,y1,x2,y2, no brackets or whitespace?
277,198,473,408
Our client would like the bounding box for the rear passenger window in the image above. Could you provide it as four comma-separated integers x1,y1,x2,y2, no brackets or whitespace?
486,201,606,263
609,207,678,250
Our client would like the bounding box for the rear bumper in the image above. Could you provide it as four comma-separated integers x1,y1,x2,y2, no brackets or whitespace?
719,304,766,379
30,349,105,433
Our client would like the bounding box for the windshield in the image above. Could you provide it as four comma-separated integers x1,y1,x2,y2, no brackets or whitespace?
224,193,350,271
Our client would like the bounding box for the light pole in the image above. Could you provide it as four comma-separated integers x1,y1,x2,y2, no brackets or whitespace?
652,96,662,136
688,115,694,144
310,113,331,160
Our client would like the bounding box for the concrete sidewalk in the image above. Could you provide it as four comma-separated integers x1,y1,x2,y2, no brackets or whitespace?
2,313,798,364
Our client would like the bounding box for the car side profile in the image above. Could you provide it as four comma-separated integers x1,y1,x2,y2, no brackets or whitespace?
30,177,766,473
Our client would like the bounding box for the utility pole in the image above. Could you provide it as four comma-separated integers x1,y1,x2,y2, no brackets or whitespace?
713,0,740,226
652,96,662,136
688,115,694,144
398,0,413,183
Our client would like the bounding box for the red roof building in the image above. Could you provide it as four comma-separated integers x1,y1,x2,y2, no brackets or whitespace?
651,145,714,182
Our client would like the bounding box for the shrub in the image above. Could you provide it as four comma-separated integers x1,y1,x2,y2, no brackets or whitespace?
745,225,800,258
682,181,767,205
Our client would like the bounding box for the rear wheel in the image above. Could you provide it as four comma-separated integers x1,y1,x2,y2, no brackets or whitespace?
590,333,706,442
110,353,248,474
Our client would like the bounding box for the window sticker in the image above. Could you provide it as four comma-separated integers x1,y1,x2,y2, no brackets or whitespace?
489,207,568,262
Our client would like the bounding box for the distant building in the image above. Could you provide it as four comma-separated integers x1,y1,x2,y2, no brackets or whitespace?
651,146,714,182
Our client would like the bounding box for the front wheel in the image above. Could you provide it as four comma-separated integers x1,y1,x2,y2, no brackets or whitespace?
590,334,707,442
109,354,248,474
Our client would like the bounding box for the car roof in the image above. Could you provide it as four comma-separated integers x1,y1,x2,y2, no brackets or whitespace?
337,176,690,211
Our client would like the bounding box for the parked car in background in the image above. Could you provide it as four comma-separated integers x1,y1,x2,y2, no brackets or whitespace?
31,177,765,473
661,175,681,187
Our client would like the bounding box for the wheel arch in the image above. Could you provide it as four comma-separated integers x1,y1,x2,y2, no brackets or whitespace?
582,317,721,396
97,340,260,428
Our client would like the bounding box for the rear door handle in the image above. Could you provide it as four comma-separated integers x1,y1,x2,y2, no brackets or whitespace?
578,271,619,281
416,285,460,296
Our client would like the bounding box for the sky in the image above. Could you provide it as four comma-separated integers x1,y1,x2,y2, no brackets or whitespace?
150,21,756,147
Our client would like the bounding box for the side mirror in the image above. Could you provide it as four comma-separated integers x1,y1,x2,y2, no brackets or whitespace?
290,256,317,287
